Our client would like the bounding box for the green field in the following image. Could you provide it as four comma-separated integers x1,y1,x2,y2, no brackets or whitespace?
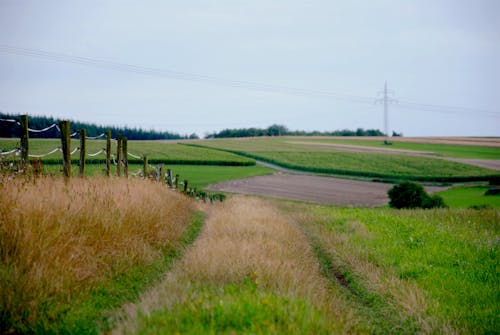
0,138,255,165
188,138,499,182
291,203,500,334
42,163,272,189
438,186,500,208
286,137,500,159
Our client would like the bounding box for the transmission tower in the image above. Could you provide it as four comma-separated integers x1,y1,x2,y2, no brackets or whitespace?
375,81,397,144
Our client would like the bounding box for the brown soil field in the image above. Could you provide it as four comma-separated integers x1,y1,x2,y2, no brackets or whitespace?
206,173,447,207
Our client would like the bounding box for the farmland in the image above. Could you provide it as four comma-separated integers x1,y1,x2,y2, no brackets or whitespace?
1,136,499,334
286,137,500,159
0,138,255,165
188,138,499,181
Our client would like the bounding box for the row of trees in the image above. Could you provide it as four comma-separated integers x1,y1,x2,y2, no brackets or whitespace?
206,124,385,138
0,113,199,140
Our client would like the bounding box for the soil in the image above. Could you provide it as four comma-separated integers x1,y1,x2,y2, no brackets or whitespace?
206,173,447,207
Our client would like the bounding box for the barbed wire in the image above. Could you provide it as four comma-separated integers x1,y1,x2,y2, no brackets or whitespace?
87,149,105,157
127,151,142,159
0,148,20,156
87,133,106,140
28,147,61,158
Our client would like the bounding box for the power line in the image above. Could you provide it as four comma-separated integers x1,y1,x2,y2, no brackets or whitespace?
0,44,498,117
0,44,373,104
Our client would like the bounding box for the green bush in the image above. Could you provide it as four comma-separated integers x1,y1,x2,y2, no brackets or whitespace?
388,181,447,209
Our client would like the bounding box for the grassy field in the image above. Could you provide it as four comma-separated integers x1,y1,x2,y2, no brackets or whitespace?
189,138,499,182
41,163,272,189
0,138,255,165
438,186,500,208
111,196,500,334
287,137,500,159
0,176,201,334
288,202,500,334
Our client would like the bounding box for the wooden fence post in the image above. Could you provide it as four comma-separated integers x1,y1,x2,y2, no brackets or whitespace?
175,174,179,190
59,120,71,181
20,114,29,171
106,130,111,177
166,168,172,187
116,134,122,177
79,128,86,177
143,155,148,179
183,180,188,193
158,163,164,184
122,137,128,178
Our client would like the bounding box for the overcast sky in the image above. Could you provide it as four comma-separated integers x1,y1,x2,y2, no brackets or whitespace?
0,0,499,137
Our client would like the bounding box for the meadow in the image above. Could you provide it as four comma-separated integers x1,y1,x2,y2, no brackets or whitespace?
288,203,500,334
2,135,499,334
188,138,499,182
286,137,500,159
0,138,255,165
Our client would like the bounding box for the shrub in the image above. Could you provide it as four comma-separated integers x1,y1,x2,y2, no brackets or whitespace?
388,181,447,209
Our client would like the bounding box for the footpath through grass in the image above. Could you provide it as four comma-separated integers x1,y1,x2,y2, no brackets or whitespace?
287,203,500,334
188,138,499,182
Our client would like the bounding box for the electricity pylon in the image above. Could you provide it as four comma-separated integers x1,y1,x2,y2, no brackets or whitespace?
375,81,397,144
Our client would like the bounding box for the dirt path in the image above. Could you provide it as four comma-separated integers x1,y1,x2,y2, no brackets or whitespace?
206,173,447,207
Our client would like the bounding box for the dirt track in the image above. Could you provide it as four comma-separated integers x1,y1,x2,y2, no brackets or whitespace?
206,173,447,207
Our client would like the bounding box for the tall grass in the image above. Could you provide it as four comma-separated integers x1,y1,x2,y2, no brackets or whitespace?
0,176,194,333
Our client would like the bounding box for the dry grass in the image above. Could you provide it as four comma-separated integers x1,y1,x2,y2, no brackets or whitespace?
113,196,361,334
0,176,193,330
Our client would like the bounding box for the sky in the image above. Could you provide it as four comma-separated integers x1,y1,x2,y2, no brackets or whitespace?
0,0,499,137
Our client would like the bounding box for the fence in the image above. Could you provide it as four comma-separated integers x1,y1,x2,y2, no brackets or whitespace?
0,115,224,201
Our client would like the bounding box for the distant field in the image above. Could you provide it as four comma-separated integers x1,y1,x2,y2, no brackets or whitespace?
286,137,500,159
189,138,499,182
43,163,272,189
438,186,500,208
0,138,255,166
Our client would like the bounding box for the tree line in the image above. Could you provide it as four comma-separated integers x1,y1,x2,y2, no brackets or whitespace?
206,124,385,138
0,113,199,140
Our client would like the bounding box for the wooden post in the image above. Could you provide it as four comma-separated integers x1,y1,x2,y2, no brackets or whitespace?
106,130,111,177
166,168,172,187
183,179,188,193
20,114,29,171
122,137,128,178
79,128,86,177
158,163,165,184
116,134,122,177
175,174,179,190
59,120,71,181
143,155,148,179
